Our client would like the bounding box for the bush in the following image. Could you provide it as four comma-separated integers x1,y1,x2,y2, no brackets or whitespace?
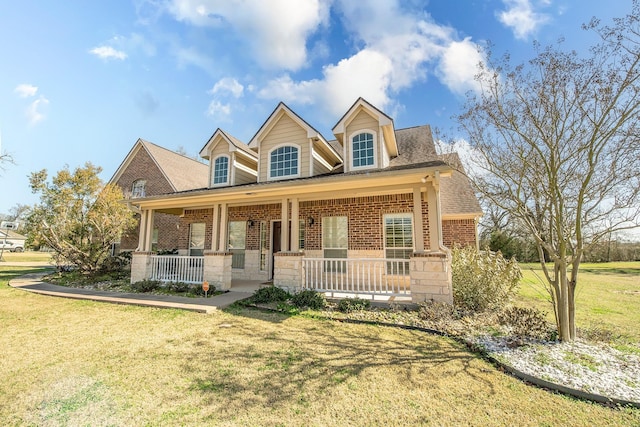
131,279,162,293
167,281,191,293
337,297,371,313
291,290,327,310
498,306,555,340
452,246,521,312
418,301,459,322
250,286,291,303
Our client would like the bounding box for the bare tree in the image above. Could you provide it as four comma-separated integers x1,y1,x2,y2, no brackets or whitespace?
457,4,640,341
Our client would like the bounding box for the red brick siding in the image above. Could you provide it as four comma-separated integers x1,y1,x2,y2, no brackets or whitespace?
114,147,174,197
158,197,477,252
120,212,181,251
443,218,477,248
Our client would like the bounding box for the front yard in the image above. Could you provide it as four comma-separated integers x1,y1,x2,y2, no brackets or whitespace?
1,265,638,426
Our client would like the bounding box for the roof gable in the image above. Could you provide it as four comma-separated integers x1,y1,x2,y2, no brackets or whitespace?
110,139,208,192
332,97,398,157
199,128,257,160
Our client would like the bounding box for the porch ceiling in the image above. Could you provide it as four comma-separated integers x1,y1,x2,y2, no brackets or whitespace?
131,163,452,211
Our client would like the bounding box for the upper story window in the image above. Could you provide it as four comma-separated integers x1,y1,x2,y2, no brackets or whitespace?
269,145,299,179
212,155,229,186
131,180,146,198
351,132,375,169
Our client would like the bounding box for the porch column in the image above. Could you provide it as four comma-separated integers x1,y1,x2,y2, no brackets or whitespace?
138,209,155,252
218,203,228,252
211,203,220,251
412,186,425,253
426,171,443,251
281,198,289,252
290,197,299,252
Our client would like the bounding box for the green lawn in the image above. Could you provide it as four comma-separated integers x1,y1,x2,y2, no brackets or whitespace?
0,250,53,263
1,265,638,426
517,261,640,344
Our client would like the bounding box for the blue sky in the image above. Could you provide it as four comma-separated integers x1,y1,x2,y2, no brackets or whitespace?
0,0,632,214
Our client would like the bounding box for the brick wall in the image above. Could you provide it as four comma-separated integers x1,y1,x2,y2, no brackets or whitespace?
114,145,180,251
442,218,477,248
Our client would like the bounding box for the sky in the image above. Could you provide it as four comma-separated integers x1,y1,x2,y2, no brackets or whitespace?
0,0,633,217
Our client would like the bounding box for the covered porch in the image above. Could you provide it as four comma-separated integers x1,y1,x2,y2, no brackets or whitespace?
130,167,454,304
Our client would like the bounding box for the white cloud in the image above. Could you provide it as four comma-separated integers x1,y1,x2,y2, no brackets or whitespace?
174,45,215,73
206,100,232,119
210,77,244,98
259,1,486,116
437,38,484,95
26,96,50,125
166,0,329,70
14,84,38,98
89,46,128,60
497,0,550,40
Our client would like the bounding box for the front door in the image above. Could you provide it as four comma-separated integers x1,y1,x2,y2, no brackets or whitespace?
271,221,282,279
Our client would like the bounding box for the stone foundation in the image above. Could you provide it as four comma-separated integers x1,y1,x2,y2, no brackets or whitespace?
410,251,453,304
203,251,233,291
273,252,304,292
130,252,154,284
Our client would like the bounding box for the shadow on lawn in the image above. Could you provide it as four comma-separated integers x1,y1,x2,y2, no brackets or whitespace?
182,307,494,414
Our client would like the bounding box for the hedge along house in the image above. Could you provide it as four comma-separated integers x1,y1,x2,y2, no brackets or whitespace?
127,98,481,303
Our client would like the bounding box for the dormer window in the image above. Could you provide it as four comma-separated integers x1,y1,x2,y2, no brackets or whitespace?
131,180,146,198
212,155,229,186
351,132,376,170
269,145,299,179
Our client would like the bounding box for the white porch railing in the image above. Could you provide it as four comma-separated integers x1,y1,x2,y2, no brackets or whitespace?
303,258,410,296
149,255,204,284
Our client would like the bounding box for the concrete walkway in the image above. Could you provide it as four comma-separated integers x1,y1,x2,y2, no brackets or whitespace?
8,271,253,314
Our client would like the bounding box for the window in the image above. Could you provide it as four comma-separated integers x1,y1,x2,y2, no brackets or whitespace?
269,145,299,179
298,220,305,250
228,221,246,269
384,214,413,274
189,223,205,256
322,216,347,272
212,155,229,186
352,132,374,169
151,228,158,252
131,180,146,198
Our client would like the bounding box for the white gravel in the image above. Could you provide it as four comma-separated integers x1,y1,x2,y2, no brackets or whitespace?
473,336,640,403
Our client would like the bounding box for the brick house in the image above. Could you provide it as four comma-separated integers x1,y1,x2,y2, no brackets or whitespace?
109,139,209,252
121,98,482,303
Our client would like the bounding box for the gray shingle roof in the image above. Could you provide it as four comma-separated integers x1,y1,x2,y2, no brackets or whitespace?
140,140,209,191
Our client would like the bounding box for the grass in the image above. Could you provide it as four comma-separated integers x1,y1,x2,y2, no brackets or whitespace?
517,261,640,344
0,250,53,263
1,265,639,426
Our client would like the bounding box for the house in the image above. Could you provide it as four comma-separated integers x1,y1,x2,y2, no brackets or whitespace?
120,98,482,303
109,139,209,252
0,229,27,252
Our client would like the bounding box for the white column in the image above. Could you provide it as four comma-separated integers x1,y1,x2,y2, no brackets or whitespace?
413,186,425,253
218,203,228,252
291,198,299,252
211,203,220,251
137,210,147,251
426,171,443,251
281,198,289,252
141,209,154,252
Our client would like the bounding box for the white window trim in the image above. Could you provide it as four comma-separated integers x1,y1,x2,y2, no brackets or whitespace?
211,154,230,187
131,179,146,198
349,130,377,172
383,213,414,257
267,143,301,181
189,223,206,256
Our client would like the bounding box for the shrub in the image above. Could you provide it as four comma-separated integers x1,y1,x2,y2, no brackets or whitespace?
498,306,555,340
337,297,371,313
418,300,459,322
451,246,521,312
250,286,291,303
291,290,327,310
131,279,162,293
167,281,191,293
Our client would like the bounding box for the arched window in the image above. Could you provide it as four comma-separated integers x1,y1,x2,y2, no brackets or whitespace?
212,155,229,185
269,145,299,179
351,132,375,169
131,179,146,198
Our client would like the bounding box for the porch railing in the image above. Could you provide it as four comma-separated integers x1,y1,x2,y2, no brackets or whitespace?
303,258,410,296
149,255,204,284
